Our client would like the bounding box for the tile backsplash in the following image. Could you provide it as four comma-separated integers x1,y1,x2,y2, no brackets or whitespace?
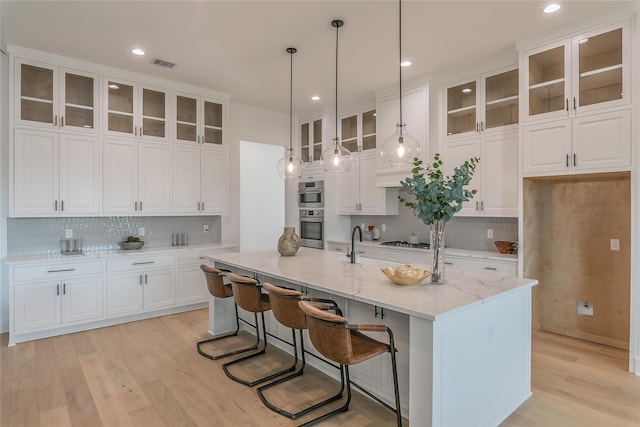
7,216,221,256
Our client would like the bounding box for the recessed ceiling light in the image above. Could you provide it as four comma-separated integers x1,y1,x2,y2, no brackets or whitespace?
311,96,320,101
578,38,589,44
462,88,472,94
108,84,119,90
401,60,412,67
131,48,145,56
544,3,561,13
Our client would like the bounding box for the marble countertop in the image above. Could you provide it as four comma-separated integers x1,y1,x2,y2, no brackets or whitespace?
209,248,536,322
326,239,518,262
4,243,237,265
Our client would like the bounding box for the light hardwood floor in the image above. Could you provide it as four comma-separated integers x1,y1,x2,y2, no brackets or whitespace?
1,309,639,426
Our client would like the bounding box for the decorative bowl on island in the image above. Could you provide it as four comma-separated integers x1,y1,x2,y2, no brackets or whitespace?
119,241,145,250
381,265,431,286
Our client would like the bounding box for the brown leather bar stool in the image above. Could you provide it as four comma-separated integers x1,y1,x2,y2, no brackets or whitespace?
298,300,402,427
196,265,260,360
257,283,345,419
222,273,297,387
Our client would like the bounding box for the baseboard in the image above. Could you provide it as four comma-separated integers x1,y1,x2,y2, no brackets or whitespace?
539,323,629,350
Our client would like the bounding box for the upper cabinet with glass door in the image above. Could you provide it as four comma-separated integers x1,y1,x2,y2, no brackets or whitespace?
340,109,376,154
173,92,224,147
522,19,630,122
445,67,518,141
105,78,169,142
15,58,99,133
300,117,323,163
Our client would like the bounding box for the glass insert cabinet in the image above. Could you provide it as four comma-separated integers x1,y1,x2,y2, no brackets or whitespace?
340,109,376,153
523,19,629,121
173,93,223,146
300,118,323,163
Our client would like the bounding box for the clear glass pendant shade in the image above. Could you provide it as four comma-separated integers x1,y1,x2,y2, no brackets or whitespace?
278,148,304,178
380,122,421,166
321,139,351,173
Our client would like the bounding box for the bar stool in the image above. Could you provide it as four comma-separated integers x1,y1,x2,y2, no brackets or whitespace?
222,273,297,387
298,300,402,427
196,265,260,360
257,283,345,419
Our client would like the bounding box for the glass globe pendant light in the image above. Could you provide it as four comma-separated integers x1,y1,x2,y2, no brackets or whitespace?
321,19,351,173
277,47,304,179
380,0,421,166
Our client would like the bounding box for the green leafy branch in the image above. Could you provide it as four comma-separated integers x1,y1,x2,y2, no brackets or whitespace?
398,154,479,225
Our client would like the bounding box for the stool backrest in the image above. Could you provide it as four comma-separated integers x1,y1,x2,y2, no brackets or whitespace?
299,300,352,364
226,273,270,313
263,283,306,330
200,265,229,298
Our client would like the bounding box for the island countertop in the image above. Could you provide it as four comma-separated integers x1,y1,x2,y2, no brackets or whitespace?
209,247,537,321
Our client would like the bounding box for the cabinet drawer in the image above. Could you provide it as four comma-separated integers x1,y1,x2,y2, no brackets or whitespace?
107,254,176,273
12,260,103,283
443,256,469,270
468,259,517,276
178,252,214,266
326,242,349,253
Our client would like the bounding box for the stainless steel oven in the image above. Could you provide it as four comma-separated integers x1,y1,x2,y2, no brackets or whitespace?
298,180,324,208
299,209,324,249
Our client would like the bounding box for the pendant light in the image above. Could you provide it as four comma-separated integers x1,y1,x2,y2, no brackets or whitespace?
278,47,304,179
321,19,351,173
380,0,421,166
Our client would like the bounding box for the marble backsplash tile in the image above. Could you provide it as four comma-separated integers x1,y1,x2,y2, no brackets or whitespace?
7,216,221,256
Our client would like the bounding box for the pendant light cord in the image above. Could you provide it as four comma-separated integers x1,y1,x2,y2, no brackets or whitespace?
334,21,339,148
289,48,294,154
398,0,404,136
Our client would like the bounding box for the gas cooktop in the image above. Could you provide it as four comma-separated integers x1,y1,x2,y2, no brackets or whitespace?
380,241,430,249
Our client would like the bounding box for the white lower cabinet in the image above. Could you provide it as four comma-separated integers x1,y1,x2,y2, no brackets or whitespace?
176,251,216,305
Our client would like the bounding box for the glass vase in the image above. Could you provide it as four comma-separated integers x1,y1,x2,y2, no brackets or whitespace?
430,220,446,285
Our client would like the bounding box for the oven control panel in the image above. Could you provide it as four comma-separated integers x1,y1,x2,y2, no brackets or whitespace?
300,209,323,218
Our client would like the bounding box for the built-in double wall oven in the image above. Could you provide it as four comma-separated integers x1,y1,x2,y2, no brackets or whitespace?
298,181,324,248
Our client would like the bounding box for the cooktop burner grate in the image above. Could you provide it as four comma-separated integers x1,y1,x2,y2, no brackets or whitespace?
380,240,430,249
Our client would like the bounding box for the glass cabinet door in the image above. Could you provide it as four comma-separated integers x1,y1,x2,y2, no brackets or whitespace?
176,95,198,143
484,69,519,130
341,115,358,153
447,80,477,136
141,87,166,139
577,27,623,108
527,43,569,117
19,62,55,125
312,119,323,161
203,100,223,145
362,109,376,151
300,123,310,162
63,71,95,130
107,80,135,134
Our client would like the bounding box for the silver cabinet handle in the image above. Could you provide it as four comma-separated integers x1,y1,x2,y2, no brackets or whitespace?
54,115,58,127
476,122,479,132
54,200,58,211
197,202,201,211
47,268,76,273
198,256,208,260
56,284,60,295
139,201,142,211
481,201,484,211
61,200,64,211
573,153,576,167
476,201,479,211
573,97,577,111
132,261,155,265
63,283,66,294
566,154,569,168
445,261,453,265
480,121,484,132
145,274,148,284
135,201,138,211
565,99,569,112
201,202,204,211
139,274,143,285
61,116,64,128
484,267,498,271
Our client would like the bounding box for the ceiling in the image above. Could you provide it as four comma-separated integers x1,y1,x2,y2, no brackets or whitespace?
2,1,636,118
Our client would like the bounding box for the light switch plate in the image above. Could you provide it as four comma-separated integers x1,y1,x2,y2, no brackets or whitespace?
610,239,620,251
487,229,493,239
576,301,593,316
203,225,209,233
138,227,145,236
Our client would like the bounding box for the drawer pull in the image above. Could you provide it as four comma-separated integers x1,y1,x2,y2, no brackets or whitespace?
484,267,497,271
47,268,76,273
198,256,208,260
444,262,453,265
132,261,155,265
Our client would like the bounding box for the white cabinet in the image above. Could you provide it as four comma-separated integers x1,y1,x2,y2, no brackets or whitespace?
104,77,169,141
13,128,100,216
522,108,631,175
12,260,104,334
106,254,177,317
376,85,427,187
172,145,227,214
173,92,224,147
14,57,99,133
442,131,518,216
445,67,519,141
338,152,399,215
522,19,630,123
300,117,324,164
102,138,172,215
176,251,214,305
340,108,376,154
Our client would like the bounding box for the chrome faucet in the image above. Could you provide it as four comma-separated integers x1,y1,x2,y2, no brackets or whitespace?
349,225,363,264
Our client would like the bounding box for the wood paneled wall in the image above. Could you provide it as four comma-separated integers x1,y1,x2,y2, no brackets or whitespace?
524,172,630,349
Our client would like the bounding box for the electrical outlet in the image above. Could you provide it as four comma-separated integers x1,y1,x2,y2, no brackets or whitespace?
610,239,620,251
576,301,594,316
381,224,386,232
203,225,209,234
138,227,145,236
487,229,493,239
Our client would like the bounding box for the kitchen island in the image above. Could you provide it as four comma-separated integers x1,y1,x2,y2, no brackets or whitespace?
209,248,538,427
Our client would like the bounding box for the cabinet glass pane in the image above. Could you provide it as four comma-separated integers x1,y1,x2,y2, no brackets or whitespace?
578,28,622,107
204,101,223,128
143,118,165,138
21,64,53,123
108,113,134,133
341,115,357,140
65,73,94,128
177,123,197,142
301,123,310,162
447,81,476,135
313,119,322,144
313,143,322,162
204,127,222,145
485,69,519,129
143,89,165,119
362,110,376,150
176,95,197,124
362,135,376,151
342,139,357,153
108,82,133,114
528,46,565,116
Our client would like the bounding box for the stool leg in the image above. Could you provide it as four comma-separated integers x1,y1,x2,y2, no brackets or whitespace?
390,344,403,426
197,303,259,361
298,365,351,427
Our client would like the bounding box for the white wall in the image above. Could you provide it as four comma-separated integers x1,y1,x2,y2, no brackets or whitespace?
224,102,297,247
0,3,10,332
631,3,640,375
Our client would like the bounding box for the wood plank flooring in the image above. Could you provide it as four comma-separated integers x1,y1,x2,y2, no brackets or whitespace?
2,309,639,426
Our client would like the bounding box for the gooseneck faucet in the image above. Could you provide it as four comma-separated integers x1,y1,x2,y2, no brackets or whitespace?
350,225,363,264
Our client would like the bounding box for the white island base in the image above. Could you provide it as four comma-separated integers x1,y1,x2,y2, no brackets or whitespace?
208,248,537,426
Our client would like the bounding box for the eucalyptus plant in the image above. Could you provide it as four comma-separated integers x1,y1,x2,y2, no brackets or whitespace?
398,154,479,225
